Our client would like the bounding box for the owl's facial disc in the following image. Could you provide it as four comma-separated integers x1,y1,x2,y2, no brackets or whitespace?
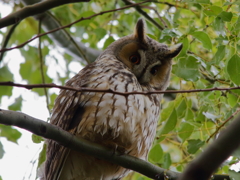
113,18,182,89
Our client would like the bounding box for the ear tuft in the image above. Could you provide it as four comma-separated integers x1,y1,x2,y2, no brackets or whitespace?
166,43,183,58
134,18,147,43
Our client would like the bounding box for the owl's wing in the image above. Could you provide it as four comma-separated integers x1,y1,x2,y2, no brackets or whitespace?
45,67,93,180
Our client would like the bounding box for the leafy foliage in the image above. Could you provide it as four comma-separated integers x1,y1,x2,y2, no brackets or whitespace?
1,0,240,179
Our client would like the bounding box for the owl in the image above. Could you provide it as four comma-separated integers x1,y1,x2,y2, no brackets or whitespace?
44,19,182,180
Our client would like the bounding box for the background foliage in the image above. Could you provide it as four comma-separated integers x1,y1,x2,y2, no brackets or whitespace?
0,0,240,179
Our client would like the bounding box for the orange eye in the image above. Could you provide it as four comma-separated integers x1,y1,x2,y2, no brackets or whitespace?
150,65,160,75
129,54,140,65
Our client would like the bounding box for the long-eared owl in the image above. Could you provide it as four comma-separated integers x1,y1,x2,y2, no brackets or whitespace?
44,18,182,180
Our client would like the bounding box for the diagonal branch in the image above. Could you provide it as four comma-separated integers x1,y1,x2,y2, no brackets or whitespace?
22,0,99,63
0,81,240,96
0,0,90,29
122,0,164,30
178,113,240,180
206,108,240,143
0,0,152,54
0,22,19,63
0,109,232,180
0,109,179,180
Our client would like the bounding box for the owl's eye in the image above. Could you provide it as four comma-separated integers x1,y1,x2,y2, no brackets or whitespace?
150,65,160,75
129,54,140,65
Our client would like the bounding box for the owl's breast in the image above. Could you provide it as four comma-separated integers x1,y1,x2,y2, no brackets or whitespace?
75,59,161,159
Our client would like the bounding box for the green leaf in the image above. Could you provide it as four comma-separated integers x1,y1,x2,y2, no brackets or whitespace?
148,144,163,163
227,93,238,108
187,139,205,154
103,36,115,49
147,33,157,40
218,11,233,22
191,31,212,50
185,108,195,121
176,165,184,172
32,134,44,144
203,6,222,16
212,45,226,63
8,96,23,111
227,54,240,85
0,66,13,97
233,16,240,32
0,141,4,159
94,28,107,40
176,98,187,118
162,153,172,169
158,109,177,141
182,0,210,3
159,101,175,123
20,58,52,96
37,144,47,169
177,37,189,58
0,125,22,143
213,17,225,35
178,121,194,142
173,56,200,81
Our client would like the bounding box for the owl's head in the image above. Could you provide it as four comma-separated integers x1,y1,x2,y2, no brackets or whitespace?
103,18,182,90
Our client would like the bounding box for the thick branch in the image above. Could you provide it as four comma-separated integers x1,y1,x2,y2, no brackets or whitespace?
0,81,240,96
0,0,90,29
0,109,232,180
178,114,240,180
0,109,179,180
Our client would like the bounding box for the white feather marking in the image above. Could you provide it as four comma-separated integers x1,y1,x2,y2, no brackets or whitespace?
60,96,66,104
73,96,79,105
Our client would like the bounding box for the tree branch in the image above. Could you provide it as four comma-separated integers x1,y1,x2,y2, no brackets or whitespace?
0,109,232,180
122,0,164,30
0,0,152,54
0,109,179,180
0,22,19,63
206,108,240,143
0,81,240,96
20,0,101,63
38,19,50,113
178,113,240,180
0,0,90,29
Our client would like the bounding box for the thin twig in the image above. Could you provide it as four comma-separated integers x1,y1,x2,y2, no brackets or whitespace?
122,0,164,30
0,22,19,62
206,108,240,143
38,19,50,114
0,0,152,53
141,5,168,28
0,81,240,96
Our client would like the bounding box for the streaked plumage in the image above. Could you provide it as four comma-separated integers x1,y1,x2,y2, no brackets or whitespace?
44,19,182,180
